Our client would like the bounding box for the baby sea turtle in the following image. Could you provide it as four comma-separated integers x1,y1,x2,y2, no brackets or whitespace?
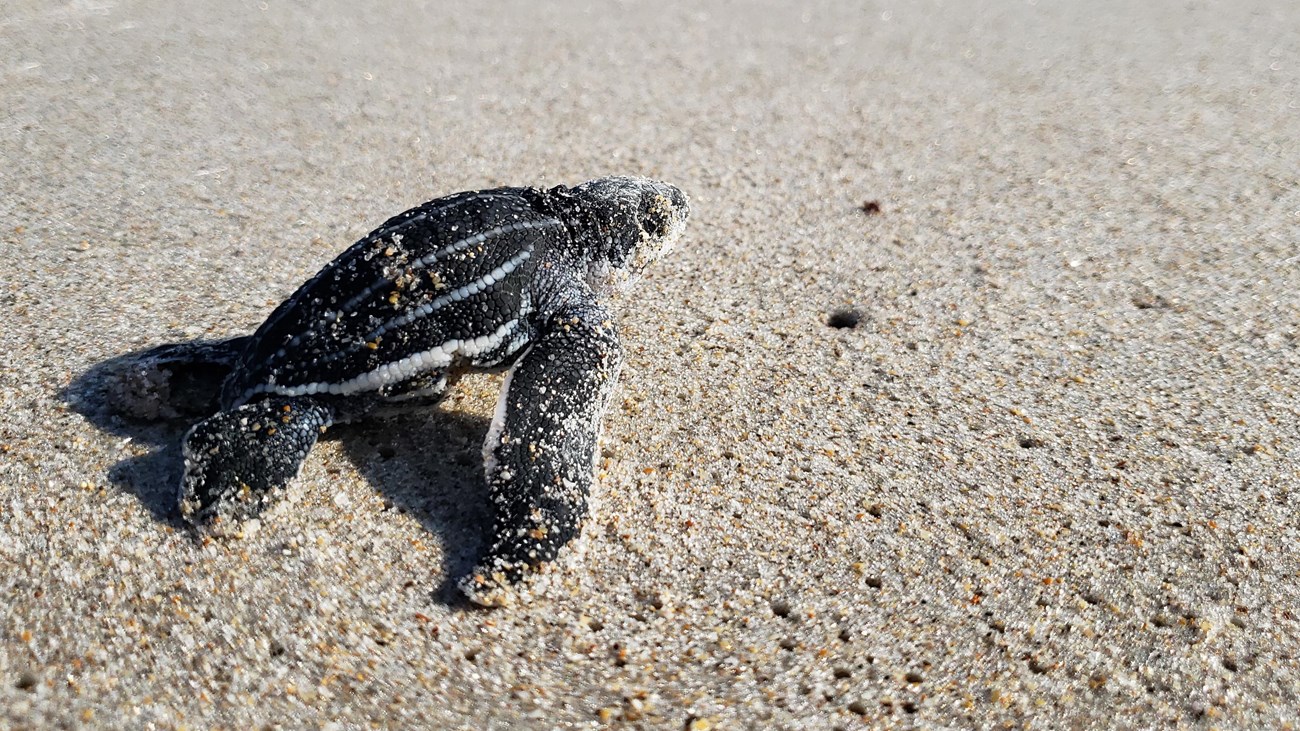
110,176,690,606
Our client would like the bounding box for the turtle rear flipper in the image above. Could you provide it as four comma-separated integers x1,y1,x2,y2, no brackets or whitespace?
180,395,332,532
107,337,250,420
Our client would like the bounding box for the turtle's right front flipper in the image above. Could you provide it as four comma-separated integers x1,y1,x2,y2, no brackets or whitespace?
461,299,624,607
107,337,251,420
180,395,332,532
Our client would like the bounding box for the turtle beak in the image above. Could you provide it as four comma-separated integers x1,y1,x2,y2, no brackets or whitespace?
647,181,690,247
667,186,690,241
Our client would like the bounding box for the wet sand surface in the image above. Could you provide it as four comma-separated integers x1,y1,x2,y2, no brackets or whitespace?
3,1,1298,727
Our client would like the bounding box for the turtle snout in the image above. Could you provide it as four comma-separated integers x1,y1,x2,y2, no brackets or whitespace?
641,182,690,243
658,182,689,221
665,187,690,236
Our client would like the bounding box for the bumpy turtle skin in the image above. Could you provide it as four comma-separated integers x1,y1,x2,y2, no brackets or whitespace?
460,295,623,606
180,396,332,529
113,177,690,605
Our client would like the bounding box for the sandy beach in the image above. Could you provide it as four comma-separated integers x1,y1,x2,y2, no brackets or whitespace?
3,0,1299,727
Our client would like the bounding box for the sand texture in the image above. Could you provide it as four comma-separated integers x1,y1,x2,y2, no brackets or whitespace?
3,0,1299,728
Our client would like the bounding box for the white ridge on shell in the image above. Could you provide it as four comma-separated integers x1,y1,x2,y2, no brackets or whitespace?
244,319,521,401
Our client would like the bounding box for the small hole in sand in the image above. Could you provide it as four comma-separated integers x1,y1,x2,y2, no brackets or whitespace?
826,309,862,329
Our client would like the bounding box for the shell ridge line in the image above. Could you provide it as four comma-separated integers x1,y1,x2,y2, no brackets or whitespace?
367,244,536,343
250,193,496,350
292,242,536,379
263,218,559,370
275,217,553,356
245,318,522,400
316,195,530,325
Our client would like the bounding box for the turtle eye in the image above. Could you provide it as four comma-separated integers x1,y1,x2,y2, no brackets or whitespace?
641,214,665,238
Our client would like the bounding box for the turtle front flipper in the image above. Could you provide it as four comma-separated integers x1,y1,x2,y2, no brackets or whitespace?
108,337,251,420
460,300,624,607
180,396,332,532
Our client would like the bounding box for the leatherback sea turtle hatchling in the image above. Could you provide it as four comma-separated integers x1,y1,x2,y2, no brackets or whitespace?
108,176,690,606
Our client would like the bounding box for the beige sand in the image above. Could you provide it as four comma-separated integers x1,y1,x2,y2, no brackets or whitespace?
3,0,1298,727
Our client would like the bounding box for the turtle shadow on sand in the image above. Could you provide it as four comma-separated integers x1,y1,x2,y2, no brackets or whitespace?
61,347,495,607
331,412,493,605
60,349,194,528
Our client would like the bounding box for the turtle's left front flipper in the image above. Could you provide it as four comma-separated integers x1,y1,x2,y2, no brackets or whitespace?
180,396,333,532
461,299,624,607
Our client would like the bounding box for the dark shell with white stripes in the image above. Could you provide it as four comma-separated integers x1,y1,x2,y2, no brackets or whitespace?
222,188,551,416
220,179,683,419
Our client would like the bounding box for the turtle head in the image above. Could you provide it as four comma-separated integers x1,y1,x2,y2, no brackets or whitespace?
568,176,690,292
